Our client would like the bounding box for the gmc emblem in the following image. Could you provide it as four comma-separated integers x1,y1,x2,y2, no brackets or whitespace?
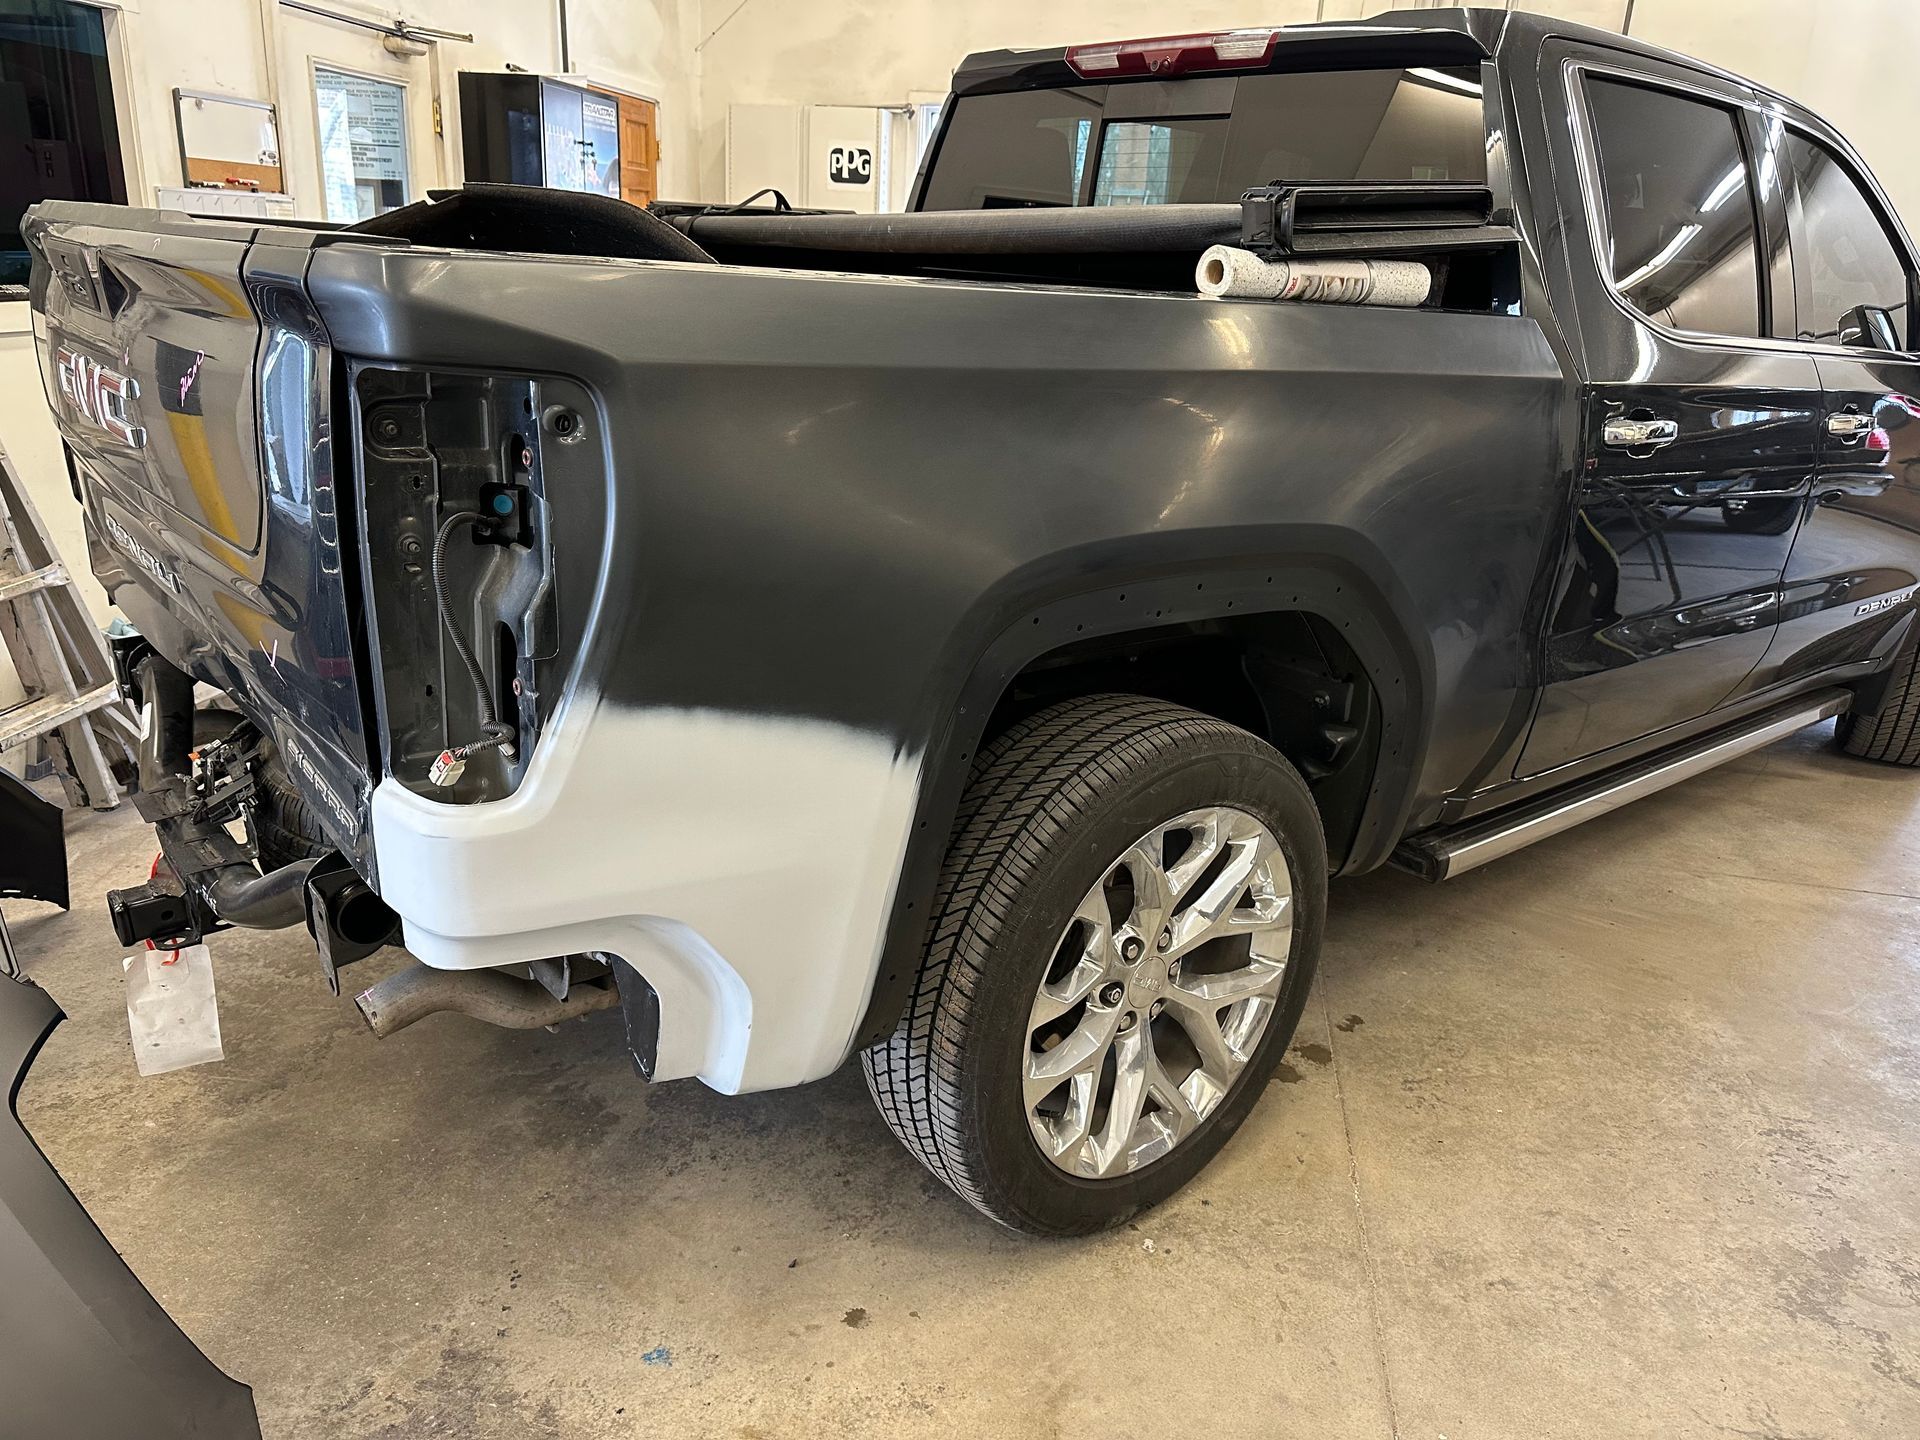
55,346,145,449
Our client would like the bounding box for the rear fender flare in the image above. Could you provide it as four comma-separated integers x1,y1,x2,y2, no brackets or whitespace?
856,528,1434,1049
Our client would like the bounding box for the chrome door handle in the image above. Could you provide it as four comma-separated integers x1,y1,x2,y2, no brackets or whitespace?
1603,416,1679,449
1826,411,1875,438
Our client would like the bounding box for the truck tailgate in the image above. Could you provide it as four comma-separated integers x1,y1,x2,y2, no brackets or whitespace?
26,203,375,864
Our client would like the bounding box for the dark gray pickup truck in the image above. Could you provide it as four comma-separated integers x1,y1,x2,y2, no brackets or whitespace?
23,7,1920,1234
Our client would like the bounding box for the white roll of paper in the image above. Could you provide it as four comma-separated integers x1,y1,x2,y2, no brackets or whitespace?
1195,246,1433,308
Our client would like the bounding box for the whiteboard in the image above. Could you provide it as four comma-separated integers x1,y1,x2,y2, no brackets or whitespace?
174,89,285,193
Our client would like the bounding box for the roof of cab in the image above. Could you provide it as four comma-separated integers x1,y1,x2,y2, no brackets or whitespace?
948,8,1787,107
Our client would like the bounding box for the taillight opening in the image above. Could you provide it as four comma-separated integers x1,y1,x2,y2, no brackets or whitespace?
1065,29,1282,79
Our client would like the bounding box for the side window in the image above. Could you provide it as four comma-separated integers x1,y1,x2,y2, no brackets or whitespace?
1584,77,1763,339
1777,131,1913,348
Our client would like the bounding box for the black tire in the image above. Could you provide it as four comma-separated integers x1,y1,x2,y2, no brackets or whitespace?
862,695,1326,1235
252,741,332,869
1838,638,1920,765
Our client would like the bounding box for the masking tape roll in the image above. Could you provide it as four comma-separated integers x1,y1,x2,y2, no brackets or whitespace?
1196,246,1433,307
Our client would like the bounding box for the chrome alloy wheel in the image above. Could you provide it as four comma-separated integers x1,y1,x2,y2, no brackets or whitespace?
1023,805,1295,1178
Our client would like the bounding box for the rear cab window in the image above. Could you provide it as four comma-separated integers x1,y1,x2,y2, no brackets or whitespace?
919,66,1488,210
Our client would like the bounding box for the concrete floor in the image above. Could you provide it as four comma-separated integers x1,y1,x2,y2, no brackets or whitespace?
9,721,1920,1439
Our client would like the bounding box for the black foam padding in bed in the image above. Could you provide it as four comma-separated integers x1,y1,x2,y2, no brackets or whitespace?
346,183,713,264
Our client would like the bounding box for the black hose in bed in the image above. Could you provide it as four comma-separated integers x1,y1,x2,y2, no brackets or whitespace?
681,203,1242,256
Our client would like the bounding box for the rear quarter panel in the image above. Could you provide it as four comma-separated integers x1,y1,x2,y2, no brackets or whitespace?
314,248,1569,1087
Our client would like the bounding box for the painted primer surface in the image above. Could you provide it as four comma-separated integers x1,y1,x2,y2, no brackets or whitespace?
372,696,921,1093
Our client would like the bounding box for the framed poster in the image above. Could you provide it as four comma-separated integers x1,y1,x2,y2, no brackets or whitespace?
579,91,621,197
540,80,620,197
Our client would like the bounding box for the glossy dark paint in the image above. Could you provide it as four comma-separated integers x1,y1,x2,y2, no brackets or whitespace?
0,974,262,1439
25,217,379,870
1516,41,1821,774
1768,359,1920,680
18,7,1920,1062
1443,639,1905,825
1754,100,1920,688
943,16,1497,101
303,242,1564,855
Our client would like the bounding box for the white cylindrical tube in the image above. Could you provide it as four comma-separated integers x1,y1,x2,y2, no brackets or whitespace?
1195,245,1432,308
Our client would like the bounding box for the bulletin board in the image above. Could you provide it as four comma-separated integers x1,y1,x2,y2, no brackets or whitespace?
174,89,285,193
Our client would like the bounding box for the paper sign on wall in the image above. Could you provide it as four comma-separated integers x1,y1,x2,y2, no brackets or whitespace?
321,70,406,180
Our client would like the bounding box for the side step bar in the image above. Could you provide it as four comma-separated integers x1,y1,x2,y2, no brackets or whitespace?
1394,689,1851,881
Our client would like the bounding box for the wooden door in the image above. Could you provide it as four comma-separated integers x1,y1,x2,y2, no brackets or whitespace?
613,94,659,206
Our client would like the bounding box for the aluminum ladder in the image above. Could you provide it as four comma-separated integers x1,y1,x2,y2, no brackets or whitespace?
0,442,137,809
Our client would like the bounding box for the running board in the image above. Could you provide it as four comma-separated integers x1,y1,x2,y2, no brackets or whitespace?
1393,690,1851,881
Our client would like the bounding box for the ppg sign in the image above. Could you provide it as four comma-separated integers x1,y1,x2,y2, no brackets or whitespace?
828,146,873,186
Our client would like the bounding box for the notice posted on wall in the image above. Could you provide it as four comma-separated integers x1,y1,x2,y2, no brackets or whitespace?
316,67,408,221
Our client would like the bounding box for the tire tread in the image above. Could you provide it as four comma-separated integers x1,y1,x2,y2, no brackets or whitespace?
1842,637,1920,766
861,694,1297,1227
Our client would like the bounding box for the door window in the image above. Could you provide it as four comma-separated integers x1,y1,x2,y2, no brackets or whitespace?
314,66,408,221
1584,76,1763,339
1776,131,1913,349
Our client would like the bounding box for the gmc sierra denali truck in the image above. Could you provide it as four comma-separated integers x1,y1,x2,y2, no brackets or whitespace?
22,8,1920,1235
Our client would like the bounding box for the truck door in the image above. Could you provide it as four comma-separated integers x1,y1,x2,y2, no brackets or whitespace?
1748,110,1920,690
1517,48,1823,777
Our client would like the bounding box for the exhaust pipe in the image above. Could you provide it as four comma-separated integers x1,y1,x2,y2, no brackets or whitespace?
355,963,618,1038
205,857,318,930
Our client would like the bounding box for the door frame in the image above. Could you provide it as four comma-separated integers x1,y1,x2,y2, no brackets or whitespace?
1512,40,1824,777
275,0,444,225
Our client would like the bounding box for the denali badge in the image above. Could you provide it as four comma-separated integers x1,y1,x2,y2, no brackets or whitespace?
54,345,145,448
101,511,180,594
1855,586,1918,617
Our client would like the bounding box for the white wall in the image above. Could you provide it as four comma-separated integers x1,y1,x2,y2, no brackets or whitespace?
100,0,703,217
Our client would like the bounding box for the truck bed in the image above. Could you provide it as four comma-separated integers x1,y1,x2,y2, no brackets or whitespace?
24,194,1565,1091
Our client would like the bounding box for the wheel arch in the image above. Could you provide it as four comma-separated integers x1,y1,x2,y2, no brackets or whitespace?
855,529,1435,1050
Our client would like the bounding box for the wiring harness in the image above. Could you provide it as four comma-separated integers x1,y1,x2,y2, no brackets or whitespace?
427,510,516,787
